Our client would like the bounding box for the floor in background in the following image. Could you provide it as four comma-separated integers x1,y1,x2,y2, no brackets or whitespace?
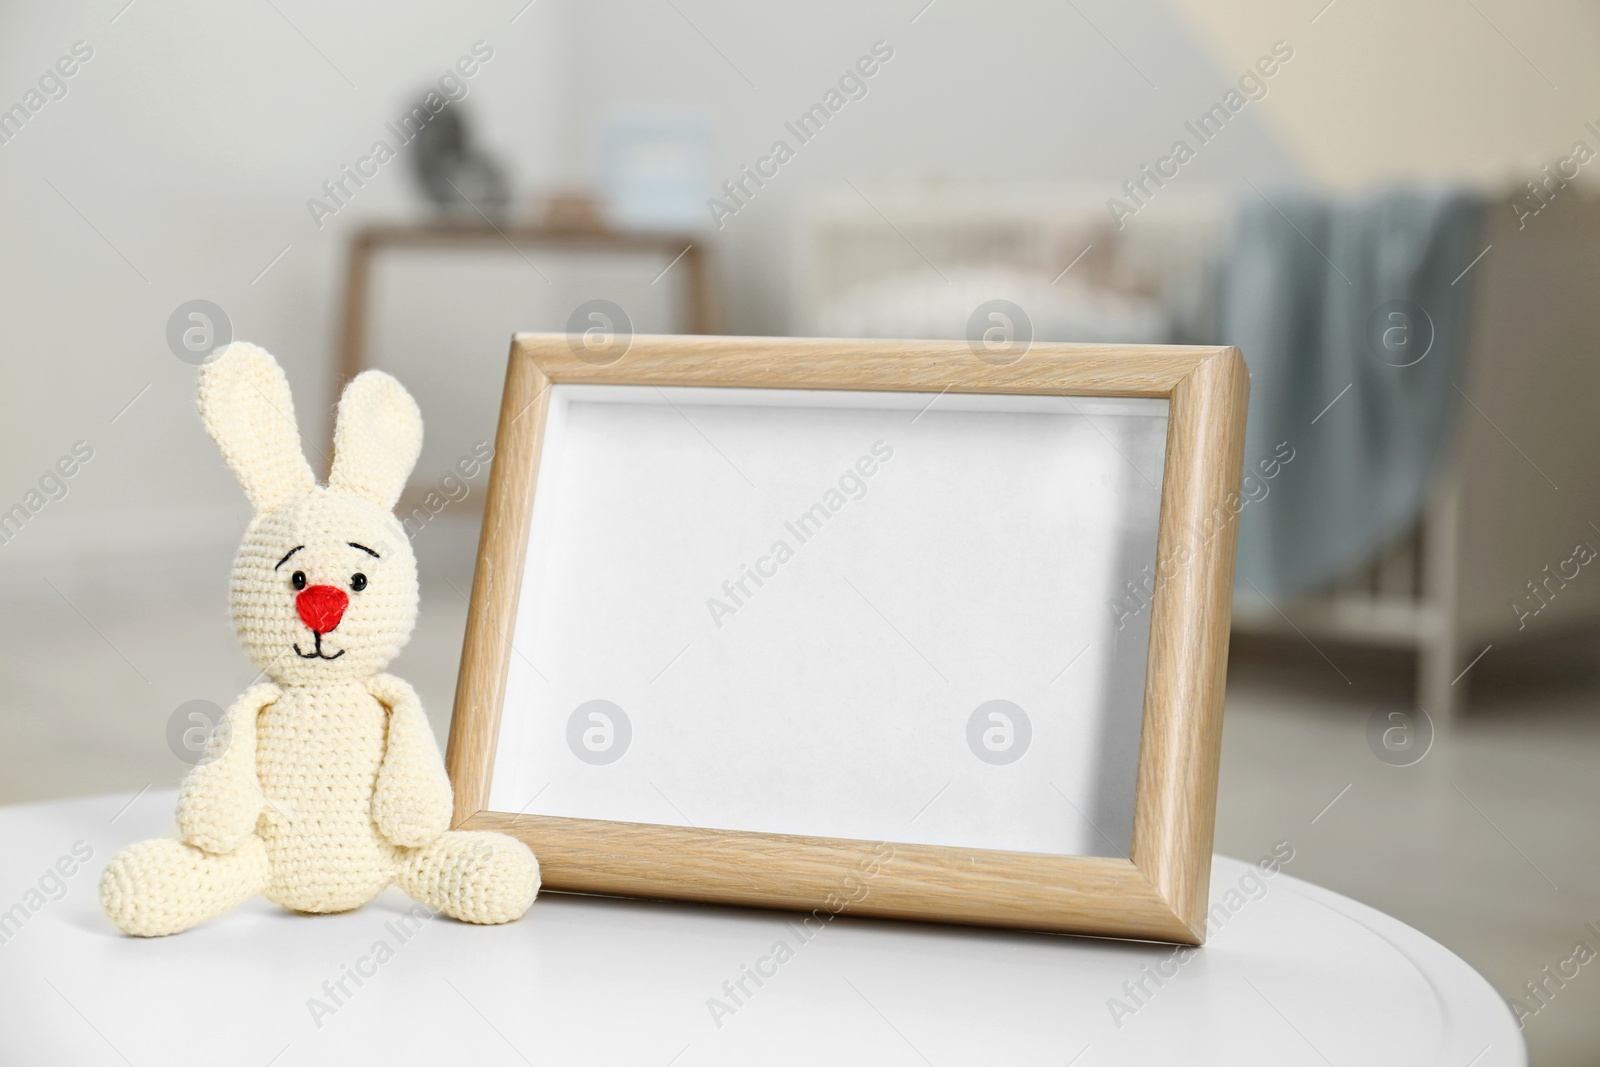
2,512,1594,1065
1217,635,1600,1067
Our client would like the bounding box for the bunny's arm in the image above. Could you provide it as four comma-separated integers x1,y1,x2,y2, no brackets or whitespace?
369,673,454,848
176,683,276,853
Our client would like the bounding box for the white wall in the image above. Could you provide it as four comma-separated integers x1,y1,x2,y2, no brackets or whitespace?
556,0,1303,334
0,0,1305,562
0,0,569,563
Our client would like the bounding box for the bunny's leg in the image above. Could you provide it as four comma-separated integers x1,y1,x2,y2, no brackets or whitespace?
100,835,269,937
394,831,538,925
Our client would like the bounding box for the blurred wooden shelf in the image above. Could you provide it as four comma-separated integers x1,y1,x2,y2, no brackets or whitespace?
334,220,719,388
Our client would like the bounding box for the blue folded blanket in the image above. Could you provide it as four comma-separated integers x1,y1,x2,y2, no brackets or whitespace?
1221,186,1486,600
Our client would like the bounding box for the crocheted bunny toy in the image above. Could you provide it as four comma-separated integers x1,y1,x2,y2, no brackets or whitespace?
100,342,538,936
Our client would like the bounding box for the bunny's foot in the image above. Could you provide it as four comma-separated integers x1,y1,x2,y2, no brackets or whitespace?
100,835,269,937
396,830,538,925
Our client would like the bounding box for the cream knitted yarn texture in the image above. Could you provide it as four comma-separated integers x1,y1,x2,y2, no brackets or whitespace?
100,342,538,937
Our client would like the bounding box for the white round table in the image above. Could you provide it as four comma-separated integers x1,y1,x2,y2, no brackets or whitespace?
0,791,1523,1066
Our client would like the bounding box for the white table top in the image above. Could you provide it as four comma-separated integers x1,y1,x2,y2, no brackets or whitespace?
0,791,1522,1066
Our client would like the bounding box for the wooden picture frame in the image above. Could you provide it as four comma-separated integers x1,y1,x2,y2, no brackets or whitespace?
446,334,1248,944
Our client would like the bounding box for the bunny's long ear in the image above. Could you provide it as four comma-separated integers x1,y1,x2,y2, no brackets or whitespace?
327,370,422,511
197,343,317,513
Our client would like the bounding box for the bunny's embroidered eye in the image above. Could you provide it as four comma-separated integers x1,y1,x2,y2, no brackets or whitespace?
350,573,368,592
291,570,307,591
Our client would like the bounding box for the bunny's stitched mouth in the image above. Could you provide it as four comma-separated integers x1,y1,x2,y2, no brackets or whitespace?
293,632,345,660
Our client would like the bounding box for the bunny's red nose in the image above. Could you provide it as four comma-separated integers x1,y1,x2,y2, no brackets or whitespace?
296,585,349,635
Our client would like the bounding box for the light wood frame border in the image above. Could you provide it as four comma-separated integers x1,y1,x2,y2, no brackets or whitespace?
447,334,1249,944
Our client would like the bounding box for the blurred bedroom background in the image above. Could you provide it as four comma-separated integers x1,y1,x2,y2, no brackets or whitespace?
3,1,1599,1062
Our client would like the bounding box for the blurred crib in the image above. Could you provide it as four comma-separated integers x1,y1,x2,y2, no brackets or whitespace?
797,183,1600,718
